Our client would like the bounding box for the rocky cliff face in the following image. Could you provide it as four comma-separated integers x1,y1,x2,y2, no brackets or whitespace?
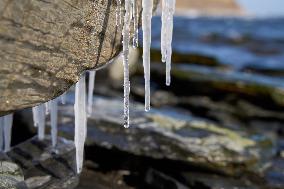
176,0,245,16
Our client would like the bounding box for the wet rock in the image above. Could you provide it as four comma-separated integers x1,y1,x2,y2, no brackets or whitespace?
146,169,189,189
148,63,284,108
181,172,259,189
0,154,27,189
0,0,159,115
5,136,78,189
58,95,275,176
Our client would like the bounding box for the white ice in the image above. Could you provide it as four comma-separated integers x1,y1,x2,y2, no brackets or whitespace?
3,114,13,152
37,104,46,140
50,99,58,147
32,104,46,139
87,71,96,116
161,0,176,86
0,114,13,152
142,0,153,111
131,0,139,48
74,74,87,173
61,93,66,104
122,0,132,128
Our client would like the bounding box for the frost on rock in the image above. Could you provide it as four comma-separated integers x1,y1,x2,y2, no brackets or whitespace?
0,114,13,151
87,71,96,116
142,0,154,112
74,74,87,173
122,0,132,128
161,0,176,86
50,99,58,147
33,104,46,140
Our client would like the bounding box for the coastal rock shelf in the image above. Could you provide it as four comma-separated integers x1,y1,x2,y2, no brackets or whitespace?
1,136,78,189
57,95,274,176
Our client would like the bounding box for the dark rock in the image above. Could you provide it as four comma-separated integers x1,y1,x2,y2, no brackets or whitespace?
58,95,275,177
5,136,79,189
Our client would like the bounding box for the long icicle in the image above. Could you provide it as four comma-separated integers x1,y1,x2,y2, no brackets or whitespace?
61,93,66,104
32,107,39,127
74,74,87,173
37,104,46,140
122,0,132,128
87,71,96,116
131,0,139,48
142,0,153,111
4,114,13,152
50,99,58,147
161,0,176,86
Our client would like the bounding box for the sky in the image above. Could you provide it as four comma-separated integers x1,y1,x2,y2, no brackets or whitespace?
237,0,284,17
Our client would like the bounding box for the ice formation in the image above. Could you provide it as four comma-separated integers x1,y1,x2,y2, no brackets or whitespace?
0,114,13,152
74,74,87,173
50,99,58,147
122,0,132,128
142,0,153,111
61,93,66,104
33,104,46,140
87,71,96,116
132,0,139,48
161,0,175,86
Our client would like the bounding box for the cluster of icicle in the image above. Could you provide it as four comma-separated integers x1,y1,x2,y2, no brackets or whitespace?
0,0,175,175
122,0,176,128
30,71,96,173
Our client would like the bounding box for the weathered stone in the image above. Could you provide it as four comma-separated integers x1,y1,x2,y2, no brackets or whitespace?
57,94,275,176
5,136,78,189
0,153,27,189
0,0,159,115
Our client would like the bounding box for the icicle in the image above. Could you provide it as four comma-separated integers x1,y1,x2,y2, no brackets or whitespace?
74,74,87,173
3,114,13,152
161,0,176,86
32,107,39,127
45,102,50,115
61,93,66,104
0,117,4,151
36,104,46,140
122,0,132,128
87,71,96,116
142,0,153,111
50,99,58,147
131,0,139,48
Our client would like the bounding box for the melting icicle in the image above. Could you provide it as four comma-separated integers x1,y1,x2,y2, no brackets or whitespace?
87,71,96,116
45,102,50,115
33,104,46,140
161,0,176,86
142,0,153,111
74,74,87,173
32,107,39,127
61,93,66,104
50,99,58,147
3,114,13,152
122,0,132,128
131,0,139,48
